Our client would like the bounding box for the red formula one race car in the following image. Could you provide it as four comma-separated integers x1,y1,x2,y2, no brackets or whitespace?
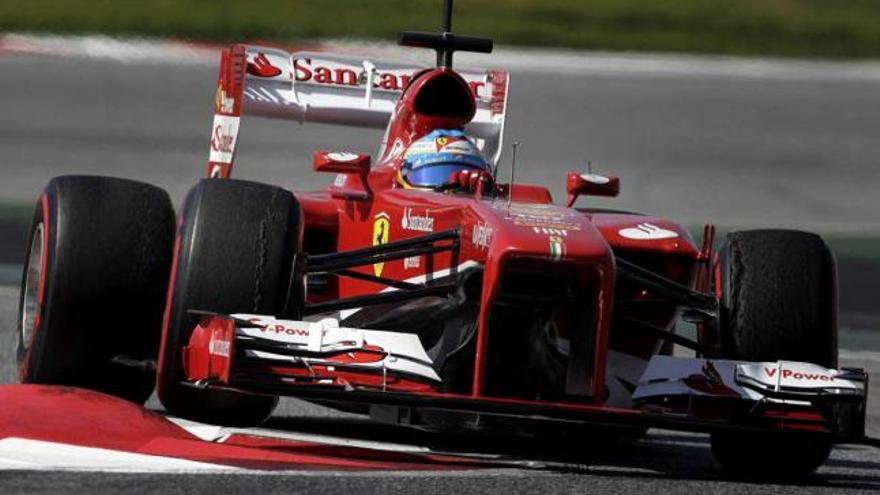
15,1,872,475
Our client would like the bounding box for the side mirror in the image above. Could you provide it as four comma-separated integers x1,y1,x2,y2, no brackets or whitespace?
314,151,371,200
313,151,370,175
566,171,620,207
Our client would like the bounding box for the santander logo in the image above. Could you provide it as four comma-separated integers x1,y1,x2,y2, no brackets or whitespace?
293,57,487,94
401,207,434,232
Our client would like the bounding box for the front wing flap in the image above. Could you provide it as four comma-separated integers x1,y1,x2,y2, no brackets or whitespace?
634,356,865,401
633,355,868,440
183,313,440,391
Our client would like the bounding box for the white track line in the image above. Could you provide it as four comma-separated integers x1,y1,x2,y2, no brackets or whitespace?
0,33,217,65
4,34,880,81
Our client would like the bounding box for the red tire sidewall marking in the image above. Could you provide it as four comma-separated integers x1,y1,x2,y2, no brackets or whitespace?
156,216,184,394
20,193,51,382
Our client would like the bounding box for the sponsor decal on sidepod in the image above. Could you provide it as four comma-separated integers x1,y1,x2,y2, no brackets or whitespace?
472,223,492,249
401,208,434,232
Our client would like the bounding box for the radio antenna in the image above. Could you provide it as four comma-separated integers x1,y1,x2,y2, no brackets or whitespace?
442,0,454,32
507,141,519,216
439,0,455,67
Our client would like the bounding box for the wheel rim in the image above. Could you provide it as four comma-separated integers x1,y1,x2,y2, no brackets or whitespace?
21,222,44,350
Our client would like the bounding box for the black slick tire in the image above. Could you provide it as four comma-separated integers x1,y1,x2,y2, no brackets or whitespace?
17,175,174,403
711,229,837,476
718,229,836,367
157,178,301,426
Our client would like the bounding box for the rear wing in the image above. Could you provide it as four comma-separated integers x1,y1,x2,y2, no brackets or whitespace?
207,45,510,178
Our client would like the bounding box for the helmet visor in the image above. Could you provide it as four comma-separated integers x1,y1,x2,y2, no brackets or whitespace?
405,162,486,188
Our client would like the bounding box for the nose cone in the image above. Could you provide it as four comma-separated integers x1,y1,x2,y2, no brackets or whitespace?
470,202,613,266
466,201,616,400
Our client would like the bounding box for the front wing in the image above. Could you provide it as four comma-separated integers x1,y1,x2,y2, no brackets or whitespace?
183,313,869,442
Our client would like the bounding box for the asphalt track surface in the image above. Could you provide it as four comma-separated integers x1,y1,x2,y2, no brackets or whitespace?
1,48,880,492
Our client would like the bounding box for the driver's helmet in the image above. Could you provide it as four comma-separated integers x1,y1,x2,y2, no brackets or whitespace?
398,129,490,189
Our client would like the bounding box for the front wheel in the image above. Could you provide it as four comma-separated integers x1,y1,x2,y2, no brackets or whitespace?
157,179,301,426
710,229,837,475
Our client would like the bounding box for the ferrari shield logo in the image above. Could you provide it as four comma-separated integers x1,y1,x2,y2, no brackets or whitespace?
372,212,390,276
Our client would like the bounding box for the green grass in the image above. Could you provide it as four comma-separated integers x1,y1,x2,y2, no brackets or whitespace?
0,200,33,224
3,0,880,58
824,236,880,261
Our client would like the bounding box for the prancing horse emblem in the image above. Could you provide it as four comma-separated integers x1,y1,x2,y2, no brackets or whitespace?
372,212,390,276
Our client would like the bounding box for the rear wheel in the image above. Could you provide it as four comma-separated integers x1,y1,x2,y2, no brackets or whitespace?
157,179,300,426
711,229,836,475
17,175,174,403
